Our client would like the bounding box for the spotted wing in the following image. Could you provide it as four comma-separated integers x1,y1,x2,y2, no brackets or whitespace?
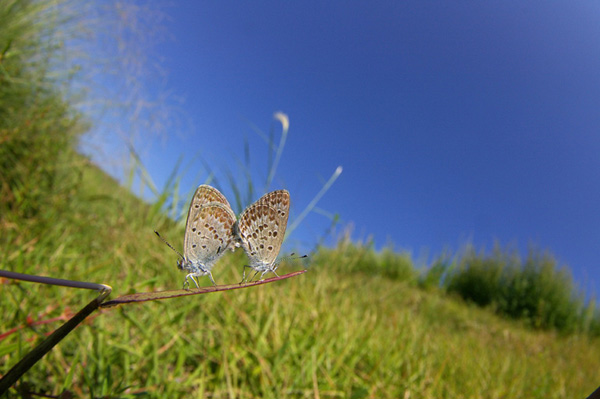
255,189,290,238
186,185,233,218
183,203,237,269
183,184,234,243
237,203,286,267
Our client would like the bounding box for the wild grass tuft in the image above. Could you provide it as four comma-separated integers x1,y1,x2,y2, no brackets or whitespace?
445,244,599,335
313,234,418,284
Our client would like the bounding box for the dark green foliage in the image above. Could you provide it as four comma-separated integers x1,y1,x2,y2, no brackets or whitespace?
445,244,596,334
446,246,509,307
500,251,584,332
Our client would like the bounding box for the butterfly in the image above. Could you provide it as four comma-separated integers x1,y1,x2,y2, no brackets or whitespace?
155,184,236,289
234,190,292,282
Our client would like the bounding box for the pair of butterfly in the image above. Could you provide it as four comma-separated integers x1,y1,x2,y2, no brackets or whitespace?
156,185,300,289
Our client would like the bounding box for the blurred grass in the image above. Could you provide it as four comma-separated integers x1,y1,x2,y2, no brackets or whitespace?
445,244,600,335
2,0,600,397
0,0,87,222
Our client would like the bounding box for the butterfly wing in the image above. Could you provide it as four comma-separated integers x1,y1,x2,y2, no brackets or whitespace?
237,189,290,270
183,184,235,248
183,202,237,269
237,204,282,268
255,190,290,238
185,185,233,224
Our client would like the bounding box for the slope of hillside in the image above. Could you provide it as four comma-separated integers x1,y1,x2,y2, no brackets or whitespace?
2,159,599,398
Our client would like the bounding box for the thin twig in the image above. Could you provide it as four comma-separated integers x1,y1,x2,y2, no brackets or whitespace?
0,270,112,395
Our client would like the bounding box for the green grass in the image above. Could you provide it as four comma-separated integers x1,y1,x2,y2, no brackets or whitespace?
0,0,86,218
445,245,599,335
2,162,600,397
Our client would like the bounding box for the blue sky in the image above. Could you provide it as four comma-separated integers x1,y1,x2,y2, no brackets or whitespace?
88,2,600,295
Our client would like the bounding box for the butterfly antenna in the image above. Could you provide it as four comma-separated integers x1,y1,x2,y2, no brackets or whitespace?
154,230,185,260
275,253,308,265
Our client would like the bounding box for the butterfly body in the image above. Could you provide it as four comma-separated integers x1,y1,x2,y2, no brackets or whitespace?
158,185,236,289
179,201,236,288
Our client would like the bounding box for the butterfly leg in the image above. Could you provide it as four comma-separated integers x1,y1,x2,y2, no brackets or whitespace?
184,274,201,290
240,265,252,284
260,268,279,280
207,271,217,287
182,275,191,290
270,267,280,279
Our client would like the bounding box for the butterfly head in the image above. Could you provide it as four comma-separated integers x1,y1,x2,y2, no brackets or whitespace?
176,257,186,271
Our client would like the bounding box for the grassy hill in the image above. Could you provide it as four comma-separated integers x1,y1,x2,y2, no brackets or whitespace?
2,158,599,398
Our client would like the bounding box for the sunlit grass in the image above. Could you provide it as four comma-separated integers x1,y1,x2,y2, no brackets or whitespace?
1,160,599,397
